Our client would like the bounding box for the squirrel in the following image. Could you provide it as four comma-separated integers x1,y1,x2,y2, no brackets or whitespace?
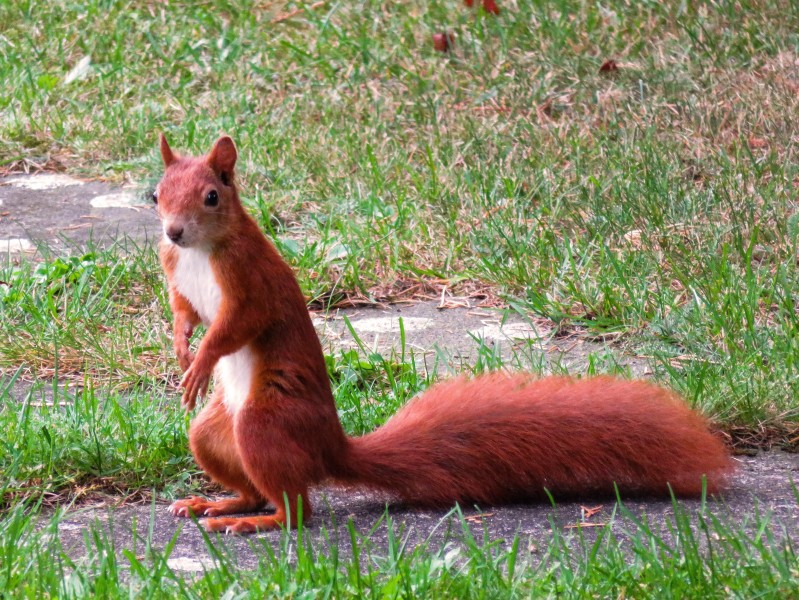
154,135,733,534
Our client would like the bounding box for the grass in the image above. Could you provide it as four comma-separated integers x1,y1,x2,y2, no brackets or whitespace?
0,374,195,507
1,0,799,425
1,494,797,598
0,242,168,387
1,0,799,595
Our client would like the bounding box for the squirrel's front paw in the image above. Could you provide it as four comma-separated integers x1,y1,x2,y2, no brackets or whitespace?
180,359,211,410
176,347,195,372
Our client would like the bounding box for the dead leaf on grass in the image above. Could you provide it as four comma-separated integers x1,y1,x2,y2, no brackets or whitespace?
599,59,619,73
465,0,500,15
272,0,327,23
433,32,454,53
623,229,643,248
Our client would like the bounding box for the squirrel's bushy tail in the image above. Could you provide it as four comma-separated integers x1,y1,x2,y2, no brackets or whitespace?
337,374,732,506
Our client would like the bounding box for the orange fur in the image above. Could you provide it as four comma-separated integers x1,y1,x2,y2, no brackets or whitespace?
155,135,733,534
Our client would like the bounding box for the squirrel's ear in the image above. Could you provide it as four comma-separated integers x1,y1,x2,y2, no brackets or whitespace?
207,136,237,180
160,133,176,167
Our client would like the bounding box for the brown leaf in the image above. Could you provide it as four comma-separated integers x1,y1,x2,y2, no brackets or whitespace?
748,136,769,150
464,0,499,14
482,0,500,14
432,32,454,53
580,504,603,519
465,512,494,523
272,0,327,24
599,59,618,73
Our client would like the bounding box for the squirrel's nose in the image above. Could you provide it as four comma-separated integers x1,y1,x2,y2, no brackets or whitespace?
166,226,184,243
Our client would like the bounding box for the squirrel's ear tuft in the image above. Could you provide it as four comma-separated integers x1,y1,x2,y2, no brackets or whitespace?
160,133,176,167
207,136,237,180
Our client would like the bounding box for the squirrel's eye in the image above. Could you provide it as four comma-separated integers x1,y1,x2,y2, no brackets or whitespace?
151,191,158,205
205,190,219,207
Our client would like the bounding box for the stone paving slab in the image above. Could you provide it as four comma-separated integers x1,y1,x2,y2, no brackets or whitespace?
0,173,159,251
314,301,649,376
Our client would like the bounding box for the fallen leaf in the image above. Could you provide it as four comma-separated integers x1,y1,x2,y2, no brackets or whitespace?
465,512,494,523
432,32,454,53
464,0,500,14
623,229,643,248
580,505,603,519
599,59,618,73
272,0,327,24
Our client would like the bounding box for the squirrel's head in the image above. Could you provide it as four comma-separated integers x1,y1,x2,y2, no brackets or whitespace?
154,134,242,249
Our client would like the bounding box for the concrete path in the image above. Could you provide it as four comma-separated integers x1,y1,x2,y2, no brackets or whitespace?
52,452,798,573
2,174,797,572
0,173,157,251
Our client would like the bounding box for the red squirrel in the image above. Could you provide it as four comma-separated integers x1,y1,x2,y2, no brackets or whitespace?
154,135,732,534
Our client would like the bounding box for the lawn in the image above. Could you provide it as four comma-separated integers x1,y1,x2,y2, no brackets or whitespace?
1,0,798,596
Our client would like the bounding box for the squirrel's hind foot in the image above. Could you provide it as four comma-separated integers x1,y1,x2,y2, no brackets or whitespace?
200,502,311,534
201,514,284,534
169,495,265,518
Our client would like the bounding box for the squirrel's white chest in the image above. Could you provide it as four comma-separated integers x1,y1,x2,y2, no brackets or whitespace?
173,248,222,325
173,247,254,414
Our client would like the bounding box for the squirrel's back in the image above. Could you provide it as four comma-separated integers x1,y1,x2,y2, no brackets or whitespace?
340,374,732,506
